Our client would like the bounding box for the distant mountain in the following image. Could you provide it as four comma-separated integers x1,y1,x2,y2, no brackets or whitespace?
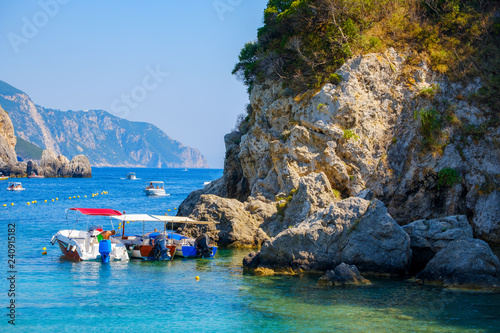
0,80,208,168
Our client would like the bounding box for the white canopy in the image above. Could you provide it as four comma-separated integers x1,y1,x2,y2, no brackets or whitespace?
110,214,218,224
111,214,161,222
152,215,218,225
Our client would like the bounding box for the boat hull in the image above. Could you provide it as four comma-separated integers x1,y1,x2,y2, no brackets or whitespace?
129,244,176,261
51,230,129,262
175,245,217,258
144,189,167,196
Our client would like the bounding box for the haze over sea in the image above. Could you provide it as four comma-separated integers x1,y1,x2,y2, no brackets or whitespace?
0,168,499,332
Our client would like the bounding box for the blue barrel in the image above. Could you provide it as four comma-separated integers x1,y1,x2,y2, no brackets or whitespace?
99,239,112,263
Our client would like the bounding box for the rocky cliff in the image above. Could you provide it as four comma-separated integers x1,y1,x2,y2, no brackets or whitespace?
179,49,500,288
0,104,91,178
0,80,208,168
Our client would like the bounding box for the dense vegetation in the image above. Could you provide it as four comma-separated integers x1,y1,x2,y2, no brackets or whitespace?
233,0,499,109
15,136,43,161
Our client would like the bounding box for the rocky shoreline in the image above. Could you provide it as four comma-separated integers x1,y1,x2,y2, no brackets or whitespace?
178,49,500,291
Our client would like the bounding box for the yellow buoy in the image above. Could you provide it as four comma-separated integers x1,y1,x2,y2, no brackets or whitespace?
126,221,130,224
56,198,58,201
44,200,47,203
69,197,72,200
11,203,14,206
27,202,30,205
3,204,6,207
77,196,80,198
73,196,76,199
195,276,200,281
32,201,35,204
84,195,87,198
43,247,46,250
174,207,177,210
168,209,171,212
52,199,54,202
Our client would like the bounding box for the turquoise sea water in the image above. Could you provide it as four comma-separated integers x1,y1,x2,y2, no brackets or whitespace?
0,168,499,332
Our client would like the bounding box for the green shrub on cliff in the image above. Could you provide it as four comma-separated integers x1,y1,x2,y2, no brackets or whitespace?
233,0,500,109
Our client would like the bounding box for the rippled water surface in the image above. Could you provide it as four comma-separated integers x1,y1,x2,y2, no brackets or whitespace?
0,168,499,332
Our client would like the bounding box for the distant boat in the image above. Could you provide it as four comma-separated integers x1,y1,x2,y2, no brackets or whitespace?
7,182,25,191
28,172,44,179
127,172,136,180
144,181,167,196
0,172,8,180
182,168,188,172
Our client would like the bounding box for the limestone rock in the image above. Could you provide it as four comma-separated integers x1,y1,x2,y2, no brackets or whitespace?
417,238,500,290
39,149,91,178
319,263,371,286
403,216,473,274
257,198,411,274
189,194,269,247
0,105,17,167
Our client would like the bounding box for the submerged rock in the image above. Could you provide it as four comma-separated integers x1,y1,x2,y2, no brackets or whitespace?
403,215,473,274
417,238,500,290
319,263,371,286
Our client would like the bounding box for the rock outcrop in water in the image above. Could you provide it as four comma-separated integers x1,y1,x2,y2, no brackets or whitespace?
318,263,371,286
416,238,500,290
179,49,499,286
39,149,92,178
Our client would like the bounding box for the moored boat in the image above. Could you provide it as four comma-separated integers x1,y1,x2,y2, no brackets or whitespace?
144,181,167,196
50,208,129,263
7,182,24,191
111,214,176,261
28,172,44,179
0,172,8,180
127,172,136,180
153,215,218,258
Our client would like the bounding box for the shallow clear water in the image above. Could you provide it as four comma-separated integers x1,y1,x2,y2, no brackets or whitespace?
0,168,499,332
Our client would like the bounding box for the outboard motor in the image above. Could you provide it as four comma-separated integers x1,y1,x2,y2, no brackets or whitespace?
194,234,213,258
99,239,112,263
153,234,171,261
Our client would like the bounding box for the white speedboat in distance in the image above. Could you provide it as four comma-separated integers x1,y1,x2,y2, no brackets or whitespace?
127,172,136,180
50,208,129,263
144,181,167,196
7,182,24,191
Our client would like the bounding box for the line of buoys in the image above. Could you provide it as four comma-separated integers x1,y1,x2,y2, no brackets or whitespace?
3,191,109,208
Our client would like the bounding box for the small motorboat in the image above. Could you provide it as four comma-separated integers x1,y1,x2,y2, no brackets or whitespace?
144,181,167,196
28,172,44,179
50,208,129,263
7,182,24,191
152,215,218,259
0,172,8,180
111,214,176,261
127,172,136,180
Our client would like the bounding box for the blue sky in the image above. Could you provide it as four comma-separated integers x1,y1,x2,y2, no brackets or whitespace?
0,0,268,168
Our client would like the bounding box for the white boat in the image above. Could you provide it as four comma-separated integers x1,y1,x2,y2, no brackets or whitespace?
50,208,129,263
28,172,44,179
127,172,136,180
7,182,24,191
0,172,8,180
144,181,167,196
